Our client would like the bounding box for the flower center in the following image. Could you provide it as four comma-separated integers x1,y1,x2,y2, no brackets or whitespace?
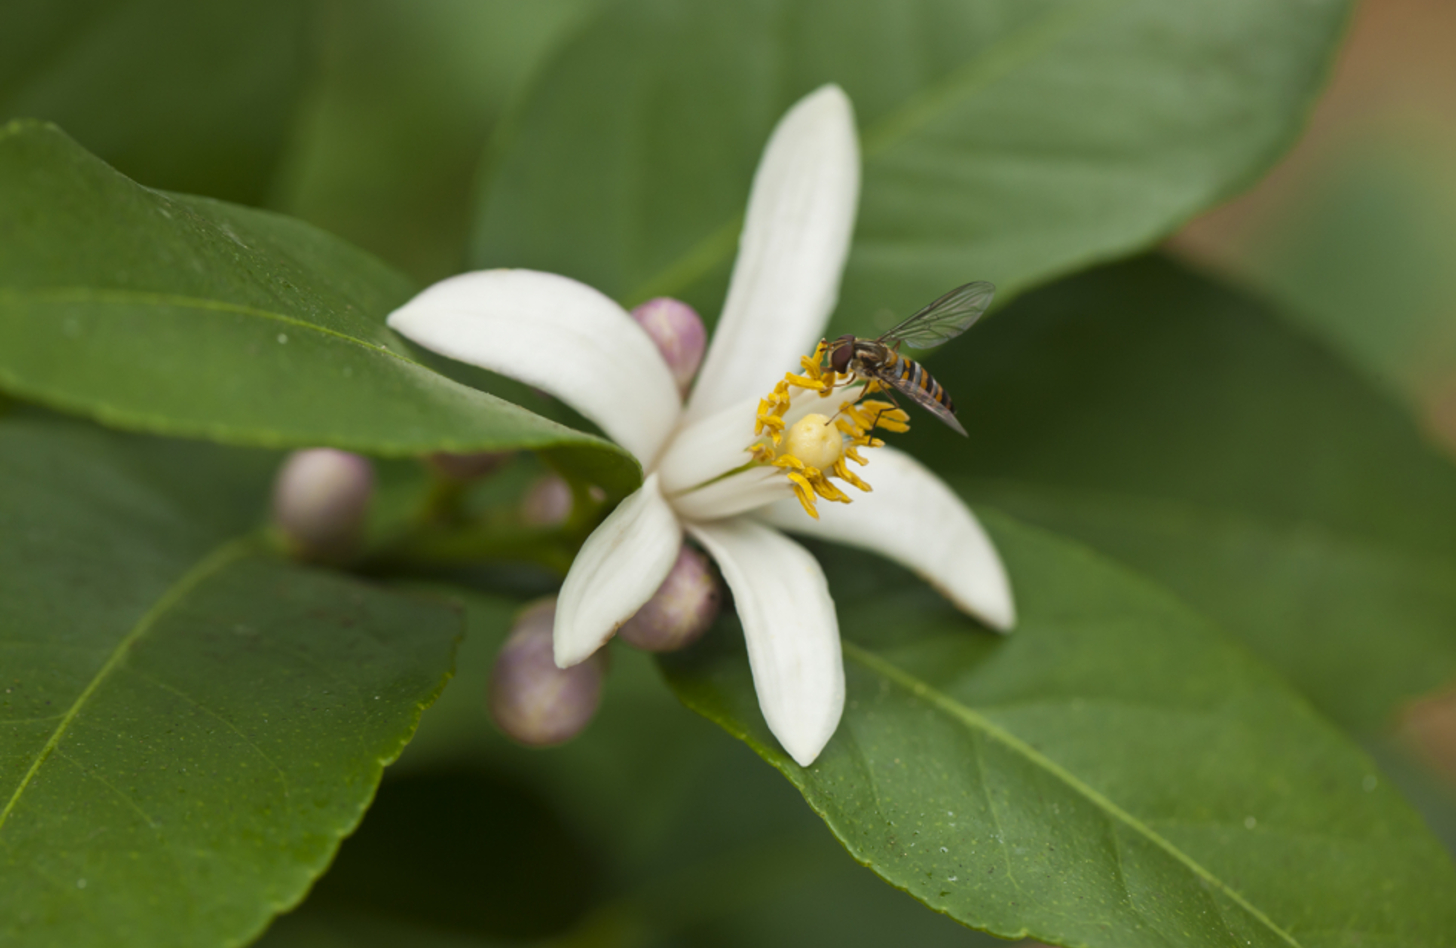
746,341,911,519
781,414,842,471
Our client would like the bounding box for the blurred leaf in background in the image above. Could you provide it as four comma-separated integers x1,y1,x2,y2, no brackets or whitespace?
1174,0,1456,453
272,0,600,284
0,0,310,204
471,0,1352,332
904,256,1456,734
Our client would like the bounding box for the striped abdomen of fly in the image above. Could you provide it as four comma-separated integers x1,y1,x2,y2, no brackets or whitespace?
851,341,956,417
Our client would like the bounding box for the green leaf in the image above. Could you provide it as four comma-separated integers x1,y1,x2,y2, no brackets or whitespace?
470,0,1351,326
664,518,1456,947
0,417,461,948
904,255,1456,730
0,0,310,204
0,122,640,495
263,589,1005,948
275,0,600,283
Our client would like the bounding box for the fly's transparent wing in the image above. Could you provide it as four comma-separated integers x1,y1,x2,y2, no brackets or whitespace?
877,281,995,349
881,373,968,436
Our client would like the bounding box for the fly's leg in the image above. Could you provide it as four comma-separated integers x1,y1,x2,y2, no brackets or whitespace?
865,385,908,431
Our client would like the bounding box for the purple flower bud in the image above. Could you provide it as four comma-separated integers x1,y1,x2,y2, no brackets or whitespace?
521,474,573,527
272,448,374,560
489,600,605,746
426,450,511,482
617,544,721,652
631,297,706,395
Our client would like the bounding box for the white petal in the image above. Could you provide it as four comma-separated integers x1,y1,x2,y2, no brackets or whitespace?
655,396,759,493
388,269,681,462
685,85,860,423
687,519,843,766
669,468,792,522
757,448,1016,631
554,474,681,667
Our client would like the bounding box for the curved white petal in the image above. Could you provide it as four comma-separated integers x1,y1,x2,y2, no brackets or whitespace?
687,519,843,766
554,474,681,667
655,396,760,494
757,448,1016,631
388,269,681,462
685,85,860,423
669,468,792,522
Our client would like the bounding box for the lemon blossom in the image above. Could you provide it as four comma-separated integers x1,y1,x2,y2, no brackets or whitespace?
387,85,1014,766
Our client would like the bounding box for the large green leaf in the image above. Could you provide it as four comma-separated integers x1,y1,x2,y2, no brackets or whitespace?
471,0,1350,327
260,589,1003,948
902,256,1456,730
0,417,461,948
0,0,310,204
664,518,1456,947
0,122,639,494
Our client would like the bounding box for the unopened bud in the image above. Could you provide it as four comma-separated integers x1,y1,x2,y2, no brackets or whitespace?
426,450,510,482
631,297,706,395
489,600,604,746
272,448,374,560
521,474,573,527
617,544,720,652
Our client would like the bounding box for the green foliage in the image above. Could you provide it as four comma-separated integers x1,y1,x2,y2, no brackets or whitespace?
0,416,461,948
471,0,1352,326
665,519,1456,946
275,0,600,283
0,0,309,204
258,591,1005,948
0,123,639,494
2,2,1451,946
903,256,1456,730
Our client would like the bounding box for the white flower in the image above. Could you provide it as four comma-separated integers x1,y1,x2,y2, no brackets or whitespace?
387,86,1015,766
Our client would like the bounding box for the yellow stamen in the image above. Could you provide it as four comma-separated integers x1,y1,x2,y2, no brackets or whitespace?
740,342,916,519
833,458,871,492
785,472,820,519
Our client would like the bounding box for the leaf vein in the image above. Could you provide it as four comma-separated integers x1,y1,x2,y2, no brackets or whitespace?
0,287,418,368
125,668,293,804
841,640,1303,948
0,537,255,838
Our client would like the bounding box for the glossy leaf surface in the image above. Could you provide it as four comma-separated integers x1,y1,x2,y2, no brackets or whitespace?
665,520,1456,947
0,123,639,494
0,417,461,948
260,589,1003,948
472,0,1351,330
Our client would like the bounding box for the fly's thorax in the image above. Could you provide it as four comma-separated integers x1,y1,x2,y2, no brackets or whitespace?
850,339,894,375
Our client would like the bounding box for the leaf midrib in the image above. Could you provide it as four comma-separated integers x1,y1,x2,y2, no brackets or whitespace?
620,0,1112,305
841,640,1303,948
0,286,419,368
0,537,255,837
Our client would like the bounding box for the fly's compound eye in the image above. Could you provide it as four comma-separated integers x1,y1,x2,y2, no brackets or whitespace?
829,336,855,374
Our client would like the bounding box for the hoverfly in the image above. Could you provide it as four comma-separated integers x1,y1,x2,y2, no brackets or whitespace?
825,281,995,437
